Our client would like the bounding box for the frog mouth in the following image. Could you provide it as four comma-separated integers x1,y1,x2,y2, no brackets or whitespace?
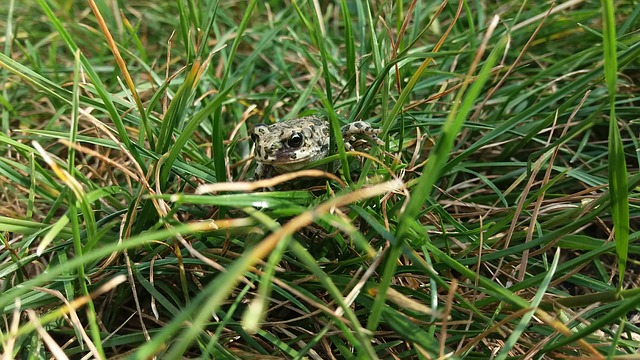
259,152,314,172
255,147,310,164
268,156,312,166
266,149,314,164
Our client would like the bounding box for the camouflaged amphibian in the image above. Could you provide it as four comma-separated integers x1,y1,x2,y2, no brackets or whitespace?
251,116,383,179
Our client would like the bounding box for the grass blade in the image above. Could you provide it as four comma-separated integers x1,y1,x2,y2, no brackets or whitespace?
601,0,629,290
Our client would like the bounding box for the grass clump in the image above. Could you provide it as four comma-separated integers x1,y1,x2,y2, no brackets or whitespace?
1,0,639,358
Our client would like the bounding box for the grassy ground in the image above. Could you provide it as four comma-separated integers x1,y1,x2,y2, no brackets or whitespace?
1,0,639,358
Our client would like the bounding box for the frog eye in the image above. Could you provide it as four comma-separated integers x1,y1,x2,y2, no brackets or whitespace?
251,133,259,143
287,132,304,148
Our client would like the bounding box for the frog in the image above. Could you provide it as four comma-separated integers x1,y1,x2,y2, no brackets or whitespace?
251,116,384,180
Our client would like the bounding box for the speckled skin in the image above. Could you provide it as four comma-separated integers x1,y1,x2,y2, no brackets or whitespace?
251,116,383,179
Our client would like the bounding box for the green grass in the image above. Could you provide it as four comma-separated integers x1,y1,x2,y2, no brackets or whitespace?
1,0,639,358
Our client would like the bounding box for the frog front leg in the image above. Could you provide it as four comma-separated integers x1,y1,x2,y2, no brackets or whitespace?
254,162,278,180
